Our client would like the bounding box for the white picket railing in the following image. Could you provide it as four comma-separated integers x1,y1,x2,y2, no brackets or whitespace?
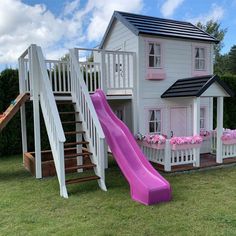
19,58,72,94
222,143,236,159
45,60,71,94
139,140,200,171
69,48,107,191
79,62,101,93
75,48,135,95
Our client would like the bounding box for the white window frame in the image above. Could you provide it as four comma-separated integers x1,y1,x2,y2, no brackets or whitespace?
148,109,162,134
148,42,162,69
200,107,206,129
194,47,206,71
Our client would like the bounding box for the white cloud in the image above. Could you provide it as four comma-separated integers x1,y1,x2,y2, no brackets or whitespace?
187,4,225,24
160,0,184,18
0,0,143,66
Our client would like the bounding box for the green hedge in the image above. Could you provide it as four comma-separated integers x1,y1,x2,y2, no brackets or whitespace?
0,69,51,156
221,74,236,128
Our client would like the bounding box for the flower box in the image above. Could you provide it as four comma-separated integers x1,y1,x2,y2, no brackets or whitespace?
137,140,165,150
171,143,201,151
222,139,236,145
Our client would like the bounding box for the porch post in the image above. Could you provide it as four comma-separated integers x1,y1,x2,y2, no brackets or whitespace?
193,97,200,167
193,97,200,135
216,96,224,163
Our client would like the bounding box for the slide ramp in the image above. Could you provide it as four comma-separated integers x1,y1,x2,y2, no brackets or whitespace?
0,93,30,131
91,90,171,205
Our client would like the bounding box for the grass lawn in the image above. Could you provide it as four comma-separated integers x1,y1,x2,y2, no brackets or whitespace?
1,155,236,235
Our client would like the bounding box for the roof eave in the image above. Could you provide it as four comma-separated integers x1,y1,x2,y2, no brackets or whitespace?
139,32,219,44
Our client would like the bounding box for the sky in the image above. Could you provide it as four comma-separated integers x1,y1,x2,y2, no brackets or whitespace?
0,0,236,71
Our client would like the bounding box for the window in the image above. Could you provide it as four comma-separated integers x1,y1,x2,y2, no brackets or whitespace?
200,108,205,129
148,110,161,134
195,47,205,70
148,43,161,68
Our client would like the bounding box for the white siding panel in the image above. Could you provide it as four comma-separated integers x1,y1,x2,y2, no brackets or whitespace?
103,20,138,52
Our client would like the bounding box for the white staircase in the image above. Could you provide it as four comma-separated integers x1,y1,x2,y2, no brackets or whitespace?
18,44,107,198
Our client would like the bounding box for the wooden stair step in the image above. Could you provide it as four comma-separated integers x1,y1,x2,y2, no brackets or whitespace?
59,112,79,115
56,101,75,105
66,175,100,185
65,152,92,158
62,121,82,124
64,131,85,135
65,163,96,172
64,141,89,147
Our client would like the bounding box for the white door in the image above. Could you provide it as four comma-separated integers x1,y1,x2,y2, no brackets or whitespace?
170,107,187,137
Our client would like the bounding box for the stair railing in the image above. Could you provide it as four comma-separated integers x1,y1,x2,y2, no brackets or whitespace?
33,45,68,198
69,48,107,191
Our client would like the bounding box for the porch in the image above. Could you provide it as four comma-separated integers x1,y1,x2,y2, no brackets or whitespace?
139,133,236,172
155,153,236,173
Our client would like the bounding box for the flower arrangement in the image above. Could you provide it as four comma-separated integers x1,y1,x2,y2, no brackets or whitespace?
221,129,236,143
200,130,211,137
136,133,166,150
144,134,166,144
170,135,203,145
136,133,166,144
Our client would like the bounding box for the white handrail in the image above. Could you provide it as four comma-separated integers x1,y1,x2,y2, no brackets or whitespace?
35,46,67,198
69,48,107,191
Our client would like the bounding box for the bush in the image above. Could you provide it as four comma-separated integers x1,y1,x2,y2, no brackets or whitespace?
221,74,236,128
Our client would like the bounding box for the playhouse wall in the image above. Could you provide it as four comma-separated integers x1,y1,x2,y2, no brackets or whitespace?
102,19,139,52
136,35,214,139
108,99,133,132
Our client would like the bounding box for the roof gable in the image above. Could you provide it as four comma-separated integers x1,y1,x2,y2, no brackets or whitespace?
100,11,219,48
161,75,234,98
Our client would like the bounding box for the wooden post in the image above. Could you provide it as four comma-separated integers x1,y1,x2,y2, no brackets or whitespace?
193,97,200,167
30,44,42,179
216,96,224,163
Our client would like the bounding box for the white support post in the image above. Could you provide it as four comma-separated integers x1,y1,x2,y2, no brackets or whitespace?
193,97,200,167
76,111,83,173
164,140,171,171
30,44,42,179
18,57,28,160
20,105,28,155
100,50,107,93
131,52,138,135
193,97,200,135
216,96,224,163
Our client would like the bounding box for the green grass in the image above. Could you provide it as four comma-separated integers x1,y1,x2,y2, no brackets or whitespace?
1,155,236,236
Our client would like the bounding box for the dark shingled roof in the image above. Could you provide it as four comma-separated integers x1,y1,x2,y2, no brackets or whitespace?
100,11,219,48
161,75,234,98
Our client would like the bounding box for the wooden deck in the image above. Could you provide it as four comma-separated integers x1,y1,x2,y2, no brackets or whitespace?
155,153,236,173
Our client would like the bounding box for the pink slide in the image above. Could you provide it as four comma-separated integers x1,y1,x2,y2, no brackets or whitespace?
91,90,171,205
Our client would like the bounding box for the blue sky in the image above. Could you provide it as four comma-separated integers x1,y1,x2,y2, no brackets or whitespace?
0,0,235,71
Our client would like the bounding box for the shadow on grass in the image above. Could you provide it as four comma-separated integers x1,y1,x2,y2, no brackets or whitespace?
0,169,30,182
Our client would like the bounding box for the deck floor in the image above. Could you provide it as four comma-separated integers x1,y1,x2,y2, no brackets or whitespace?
155,153,236,173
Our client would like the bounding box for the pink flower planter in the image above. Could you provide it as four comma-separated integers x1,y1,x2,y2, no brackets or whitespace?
137,140,165,150
171,143,201,150
222,139,236,145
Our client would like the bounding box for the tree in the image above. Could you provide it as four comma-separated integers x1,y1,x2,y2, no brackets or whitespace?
196,20,227,58
228,45,236,74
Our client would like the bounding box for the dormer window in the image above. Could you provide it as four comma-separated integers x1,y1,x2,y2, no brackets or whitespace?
195,47,205,70
148,43,161,68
